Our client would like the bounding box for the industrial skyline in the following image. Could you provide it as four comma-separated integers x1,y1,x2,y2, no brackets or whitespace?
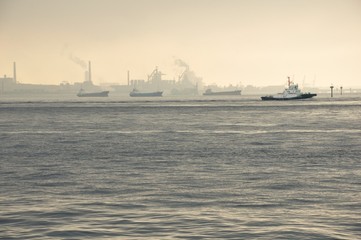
1,0,361,87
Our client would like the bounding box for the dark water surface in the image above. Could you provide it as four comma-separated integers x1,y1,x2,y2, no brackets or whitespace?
1,96,360,239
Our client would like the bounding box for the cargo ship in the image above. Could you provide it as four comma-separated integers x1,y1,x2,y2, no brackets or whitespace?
77,89,109,97
129,88,163,97
203,89,241,96
76,62,109,97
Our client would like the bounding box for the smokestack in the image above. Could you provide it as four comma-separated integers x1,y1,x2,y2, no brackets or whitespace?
13,62,17,83
88,61,92,83
330,85,334,97
127,70,130,86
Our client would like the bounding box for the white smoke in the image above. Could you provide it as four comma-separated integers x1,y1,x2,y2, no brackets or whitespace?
174,58,189,69
69,53,87,70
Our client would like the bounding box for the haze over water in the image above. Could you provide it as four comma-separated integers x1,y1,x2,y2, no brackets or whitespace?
1,95,360,239
1,0,361,87
2,1,361,238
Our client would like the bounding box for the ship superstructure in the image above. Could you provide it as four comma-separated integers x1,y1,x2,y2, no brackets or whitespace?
261,77,317,100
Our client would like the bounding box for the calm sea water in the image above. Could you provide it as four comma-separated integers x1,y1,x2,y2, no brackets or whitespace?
1,95,360,239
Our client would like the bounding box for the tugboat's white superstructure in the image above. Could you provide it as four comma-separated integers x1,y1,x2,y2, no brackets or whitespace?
261,77,317,100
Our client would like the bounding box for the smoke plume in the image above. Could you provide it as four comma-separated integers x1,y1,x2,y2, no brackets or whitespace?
174,59,189,69
69,53,87,69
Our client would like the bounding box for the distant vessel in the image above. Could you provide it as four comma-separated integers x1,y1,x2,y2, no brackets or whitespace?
203,89,241,96
129,88,163,97
261,77,317,100
76,62,109,97
77,89,109,97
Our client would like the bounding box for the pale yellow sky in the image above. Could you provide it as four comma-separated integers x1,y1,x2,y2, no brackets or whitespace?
1,0,361,87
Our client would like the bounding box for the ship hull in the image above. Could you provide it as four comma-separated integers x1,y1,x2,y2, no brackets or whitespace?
203,90,241,96
129,91,163,97
77,91,109,97
261,93,317,101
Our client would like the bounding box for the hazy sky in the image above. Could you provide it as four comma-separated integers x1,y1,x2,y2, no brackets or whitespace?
1,0,361,87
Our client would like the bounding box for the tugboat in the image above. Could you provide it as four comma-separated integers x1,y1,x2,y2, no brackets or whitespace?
261,77,317,100
129,88,163,97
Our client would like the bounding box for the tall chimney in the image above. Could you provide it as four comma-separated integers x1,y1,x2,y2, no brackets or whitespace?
13,62,17,83
127,70,130,86
88,61,92,83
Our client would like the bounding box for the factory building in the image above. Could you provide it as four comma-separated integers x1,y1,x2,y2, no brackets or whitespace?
0,62,17,93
